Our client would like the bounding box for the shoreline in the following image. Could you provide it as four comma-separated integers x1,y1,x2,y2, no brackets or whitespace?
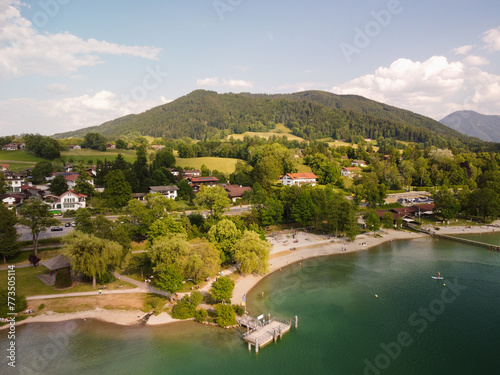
4,223,499,329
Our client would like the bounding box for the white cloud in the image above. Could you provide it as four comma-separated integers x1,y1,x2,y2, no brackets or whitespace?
196,77,253,89
277,81,328,92
0,0,161,80
45,83,71,95
0,91,168,136
452,45,474,55
462,55,489,66
331,55,500,119
483,26,500,52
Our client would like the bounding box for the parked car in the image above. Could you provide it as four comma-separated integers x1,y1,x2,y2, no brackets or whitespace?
65,222,71,227
51,227,63,231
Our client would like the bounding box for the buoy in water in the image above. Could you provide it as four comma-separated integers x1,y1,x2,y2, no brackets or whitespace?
375,294,378,298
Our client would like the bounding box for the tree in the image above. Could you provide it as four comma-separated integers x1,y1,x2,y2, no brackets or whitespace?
184,239,220,282
73,162,95,197
207,219,241,263
115,139,128,150
152,149,176,170
148,233,190,274
215,303,237,327
156,265,184,293
433,188,460,220
104,170,132,208
177,179,195,202
74,208,94,234
0,204,19,263
17,197,59,257
291,189,317,226
63,231,122,288
49,174,69,196
210,276,234,303
147,216,186,247
82,132,107,151
382,212,394,229
0,288,27,316
31,161,53,184
233,231,270,275
259,196,284,226
0,171,7,195
196,185,231,219
365,210,381,234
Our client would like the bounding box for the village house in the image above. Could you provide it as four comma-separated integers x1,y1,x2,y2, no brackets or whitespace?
132,193,147,202
341,167,362,178
0,193,26,208
191,176,219,193
67,145,81,150
2,142,25,151
1,164,9,171
351,160,367,167
151,145,165,151
279,173,318,186
182,169,201,179
52,190,87,213
149,185,179,199
223,184,252,202
48,172,94,190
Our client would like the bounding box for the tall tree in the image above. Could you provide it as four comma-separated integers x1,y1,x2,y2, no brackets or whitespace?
17,198,59,257
291,189,317,226
104,170,132,208
63,231,122,288
233,230,270,275
0,204,19,263
0,171,7,195
49,174,69,196
210,276,234,303
31,161,53,184
365,210,381,234
82,132,107,151
207,219,241,263
196,185,231,219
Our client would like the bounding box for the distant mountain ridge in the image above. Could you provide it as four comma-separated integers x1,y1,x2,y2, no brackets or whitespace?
440,111,500,143
52,90,483,148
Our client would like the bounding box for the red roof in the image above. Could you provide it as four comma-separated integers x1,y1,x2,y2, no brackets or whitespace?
191,177,219,183
281,173,318,180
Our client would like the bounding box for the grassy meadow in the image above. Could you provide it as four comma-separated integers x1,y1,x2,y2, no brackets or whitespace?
175,157,243,175
0,150,48,170
60,149,142,164
226,123,307,143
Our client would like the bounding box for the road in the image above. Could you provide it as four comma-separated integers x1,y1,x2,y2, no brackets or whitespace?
16,223,74,242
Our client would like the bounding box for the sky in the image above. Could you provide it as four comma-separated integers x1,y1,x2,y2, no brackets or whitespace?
1,0,500,137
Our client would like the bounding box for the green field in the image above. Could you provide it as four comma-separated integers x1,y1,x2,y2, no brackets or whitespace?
226,123,307,143
0,150,48,170
60,149,141,164
175,157,243,175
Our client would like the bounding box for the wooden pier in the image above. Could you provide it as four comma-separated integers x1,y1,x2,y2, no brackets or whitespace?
406,223,500,251
239,315,297,353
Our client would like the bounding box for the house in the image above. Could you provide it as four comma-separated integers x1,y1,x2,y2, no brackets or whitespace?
341,167,362,178
20,185,42,198
190,176,219,193
67,145,81,150
52,190,87,213
132,193,147,201
224,185,252,202
351,160,367,167
49,172,94,190
0,193,26,208
168,168,180,177
149,185,179,199
279,173,318,186
151,145,165,151
106,143,116,149
5,176,24,192
182,169,201,179
2,142,25,151
1,164,9,171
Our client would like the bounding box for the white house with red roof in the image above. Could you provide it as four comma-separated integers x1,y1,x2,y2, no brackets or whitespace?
341,167,362,178
52,190,87,213
279,173,318,186
48,172,94,190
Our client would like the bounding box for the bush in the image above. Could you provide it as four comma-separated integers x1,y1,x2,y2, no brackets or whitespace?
97,265,116,284
144,295,167,314
233,304,245,316
171,297,196,319
195,309,208,323
55,267,72,288
0,288,27,316
215,303,236,327
38,304,45,311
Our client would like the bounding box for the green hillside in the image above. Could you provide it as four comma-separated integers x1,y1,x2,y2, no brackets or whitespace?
52,90,488,149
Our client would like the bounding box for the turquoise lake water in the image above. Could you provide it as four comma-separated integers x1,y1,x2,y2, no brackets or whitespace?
2,233,500,375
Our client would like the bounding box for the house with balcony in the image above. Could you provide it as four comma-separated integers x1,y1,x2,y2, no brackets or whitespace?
149,185,179,199
52,190,87,213
279,173,318,186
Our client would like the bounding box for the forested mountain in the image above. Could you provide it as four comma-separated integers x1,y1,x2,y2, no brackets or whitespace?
440,110,500,143
53,90,491,149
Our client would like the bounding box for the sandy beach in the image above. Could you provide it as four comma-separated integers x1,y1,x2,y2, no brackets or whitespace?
4,222,498,329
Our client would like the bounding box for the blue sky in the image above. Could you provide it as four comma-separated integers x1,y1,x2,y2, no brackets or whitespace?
1,0,499,136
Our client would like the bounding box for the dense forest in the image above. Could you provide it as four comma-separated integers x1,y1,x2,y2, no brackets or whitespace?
52,90,498,152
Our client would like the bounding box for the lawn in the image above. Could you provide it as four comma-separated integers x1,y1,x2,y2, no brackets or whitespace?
60,149,141,164
226,123,307,143
0,266,136,297
0,150,48,163
26,294,147,313
175,157,243,175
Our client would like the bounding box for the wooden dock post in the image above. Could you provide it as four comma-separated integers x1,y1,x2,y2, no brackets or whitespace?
248,342,251,351
295,315,298,329
273,329,277,342
268,313,271,322
255,338,259,353
279,326,282,340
